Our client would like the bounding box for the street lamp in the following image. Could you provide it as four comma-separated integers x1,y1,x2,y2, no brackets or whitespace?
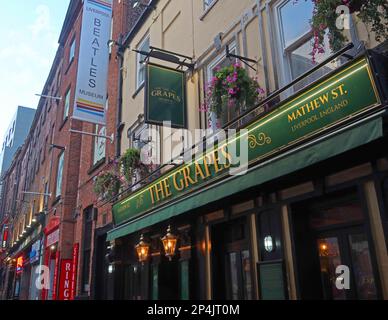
161,225,178,261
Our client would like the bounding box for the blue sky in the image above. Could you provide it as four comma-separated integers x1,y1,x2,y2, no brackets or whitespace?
0,1,70,146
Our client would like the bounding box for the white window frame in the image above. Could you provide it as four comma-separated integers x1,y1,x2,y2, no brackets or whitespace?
272,0,315,87
205,41,237,128
136,35,150,89
55,151,65,198
69,37,76,64
204,0,216,10
93,125,106,165
63,88,71,119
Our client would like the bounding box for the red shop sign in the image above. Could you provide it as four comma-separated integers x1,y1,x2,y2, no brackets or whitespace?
58,259,73,300
70,243,79,300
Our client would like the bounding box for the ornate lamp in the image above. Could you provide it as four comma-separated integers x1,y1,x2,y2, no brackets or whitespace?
135,234,150,264
161,225,178,261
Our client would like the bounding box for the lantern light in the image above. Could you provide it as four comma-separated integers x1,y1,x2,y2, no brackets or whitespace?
161,225,178,261
135,234,150,264
264,235,274,253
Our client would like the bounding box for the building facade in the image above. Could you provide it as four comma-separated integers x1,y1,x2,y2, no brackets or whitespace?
1,0,387,301
0,106,36,179
104,0,388,300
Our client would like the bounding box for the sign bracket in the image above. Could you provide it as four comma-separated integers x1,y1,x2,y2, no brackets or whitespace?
69,128,114,143
226,44,257,71
133,46,195,71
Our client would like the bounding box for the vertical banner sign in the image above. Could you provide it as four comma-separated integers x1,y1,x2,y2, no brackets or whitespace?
73,0,113,125
52,251,60,300
1,225,8,248
145,63,187,129
70,243,79,300
58,259,74,300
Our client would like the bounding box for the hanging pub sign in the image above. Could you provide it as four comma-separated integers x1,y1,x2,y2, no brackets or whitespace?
72,0,112,125
145,63,187,129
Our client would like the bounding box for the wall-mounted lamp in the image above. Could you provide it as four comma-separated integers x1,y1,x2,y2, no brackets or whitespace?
264,235,275,253
135,234,150,264
161,225,178,261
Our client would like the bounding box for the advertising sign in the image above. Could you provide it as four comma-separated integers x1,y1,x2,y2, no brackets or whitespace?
145,63,187,129
46,228,59,248
29,239,41,264
16,256,23,274
1,225,8,248
73,0,113,125
70,243,79,300
113,57,380,226
58,259,74,300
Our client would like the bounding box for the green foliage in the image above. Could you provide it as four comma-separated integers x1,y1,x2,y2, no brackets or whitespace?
310,0,388,61
202,63,265,118
93,171,121,200
120,148,141,182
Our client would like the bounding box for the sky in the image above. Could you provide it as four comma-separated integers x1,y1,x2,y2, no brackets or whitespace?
0,0,70,147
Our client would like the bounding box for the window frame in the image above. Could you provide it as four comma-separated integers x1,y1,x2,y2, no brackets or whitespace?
205,41,238,128
136,35,150,90
273,0,315,87
55,151,65,199
69,36,76,65
63,87,71,120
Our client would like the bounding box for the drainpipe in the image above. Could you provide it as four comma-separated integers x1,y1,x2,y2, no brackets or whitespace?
115,34,125,159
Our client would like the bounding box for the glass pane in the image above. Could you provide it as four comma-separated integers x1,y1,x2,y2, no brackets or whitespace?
310,202,364,229
290,33,337,91
317,237,346,300
228,252,239,300
279,0,314,47
348,233,377,299
241,250,253,300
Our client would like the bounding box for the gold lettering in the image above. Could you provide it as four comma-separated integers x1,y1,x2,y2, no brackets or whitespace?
182,167,197,188
319,93,329,105
220,145,232,169
194,163,206,181
173,171,185,191
154,182,165,201
211,151,223,174
163,178,172,197
149,187,155,205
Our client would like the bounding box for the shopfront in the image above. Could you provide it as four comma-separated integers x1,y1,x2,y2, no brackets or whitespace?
107,48,388,300
42,217,60,300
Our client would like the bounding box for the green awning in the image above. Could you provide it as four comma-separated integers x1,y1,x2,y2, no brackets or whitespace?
107,117,383,241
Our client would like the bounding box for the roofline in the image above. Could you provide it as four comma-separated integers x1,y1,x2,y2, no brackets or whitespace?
58,0,82,45
123,0,160,48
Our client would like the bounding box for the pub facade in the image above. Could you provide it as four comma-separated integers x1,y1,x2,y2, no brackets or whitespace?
104,0,388,300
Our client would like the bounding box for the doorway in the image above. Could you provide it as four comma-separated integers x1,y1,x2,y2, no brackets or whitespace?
212,217,254,300
292,189,380,300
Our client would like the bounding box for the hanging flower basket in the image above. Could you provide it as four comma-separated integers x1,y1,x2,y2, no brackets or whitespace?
308,0,388,62
93,171,121,201
200,63,265,124
120,148,151,184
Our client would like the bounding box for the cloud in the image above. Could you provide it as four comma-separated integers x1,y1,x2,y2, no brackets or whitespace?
29,4,51,38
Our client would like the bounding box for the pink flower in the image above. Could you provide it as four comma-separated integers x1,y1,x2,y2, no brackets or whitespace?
234,63,241,69
257,88,265,95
